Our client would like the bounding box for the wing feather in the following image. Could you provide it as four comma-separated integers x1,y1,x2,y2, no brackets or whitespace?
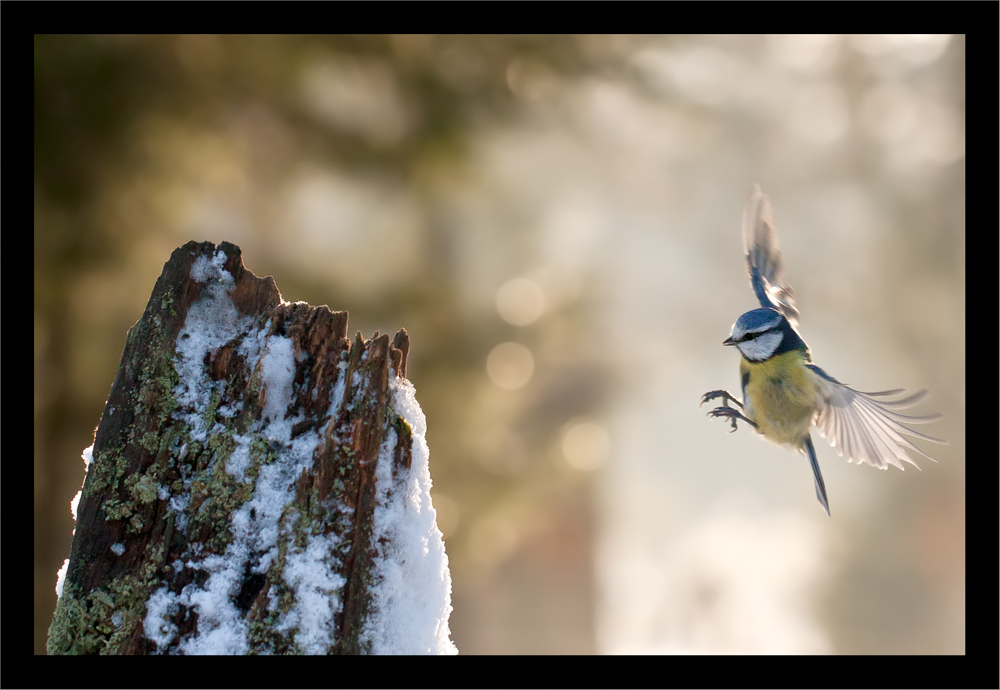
742,184,800,326
808,364,944,470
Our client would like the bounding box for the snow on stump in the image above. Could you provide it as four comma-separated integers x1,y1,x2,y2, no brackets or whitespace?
47,241,457,655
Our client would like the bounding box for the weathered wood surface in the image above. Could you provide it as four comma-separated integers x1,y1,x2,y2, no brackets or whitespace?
48,241,413,654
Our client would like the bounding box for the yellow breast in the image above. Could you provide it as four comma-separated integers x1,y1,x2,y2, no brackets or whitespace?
740,349,819,447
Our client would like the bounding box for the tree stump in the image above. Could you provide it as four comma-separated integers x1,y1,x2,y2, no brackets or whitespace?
47,241,456,655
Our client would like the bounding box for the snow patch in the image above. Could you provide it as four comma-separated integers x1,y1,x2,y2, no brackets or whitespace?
360,375,457,655
260,335,296,442
279,532,347,654
190,250,232,284
173,252,249,442
55,559,69,598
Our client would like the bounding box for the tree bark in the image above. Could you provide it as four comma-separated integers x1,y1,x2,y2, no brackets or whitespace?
48,241,417,654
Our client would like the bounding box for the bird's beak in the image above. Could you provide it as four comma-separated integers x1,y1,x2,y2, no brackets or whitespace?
722,336,736,346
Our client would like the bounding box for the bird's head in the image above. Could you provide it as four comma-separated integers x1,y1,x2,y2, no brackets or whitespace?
724,307,788,362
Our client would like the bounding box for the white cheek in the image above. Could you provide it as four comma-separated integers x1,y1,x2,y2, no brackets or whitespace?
737,331,783,361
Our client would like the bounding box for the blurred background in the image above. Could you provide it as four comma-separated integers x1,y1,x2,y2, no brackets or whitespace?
35,34,964,655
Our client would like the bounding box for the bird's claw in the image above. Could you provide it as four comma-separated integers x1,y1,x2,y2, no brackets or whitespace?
701,389,739,408
706,406,742,432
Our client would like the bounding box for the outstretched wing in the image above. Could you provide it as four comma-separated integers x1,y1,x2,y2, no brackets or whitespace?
807,364,945,470
742,184,800,327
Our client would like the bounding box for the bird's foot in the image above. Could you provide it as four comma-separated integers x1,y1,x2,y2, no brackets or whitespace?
701,389,743,409
706,405,757,433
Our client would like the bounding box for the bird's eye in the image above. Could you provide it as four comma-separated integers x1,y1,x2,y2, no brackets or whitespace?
743,333,757,341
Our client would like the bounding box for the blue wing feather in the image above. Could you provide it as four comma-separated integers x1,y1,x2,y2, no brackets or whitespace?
742,185,800,326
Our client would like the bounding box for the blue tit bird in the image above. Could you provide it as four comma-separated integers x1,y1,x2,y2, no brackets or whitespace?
701,184,944,516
